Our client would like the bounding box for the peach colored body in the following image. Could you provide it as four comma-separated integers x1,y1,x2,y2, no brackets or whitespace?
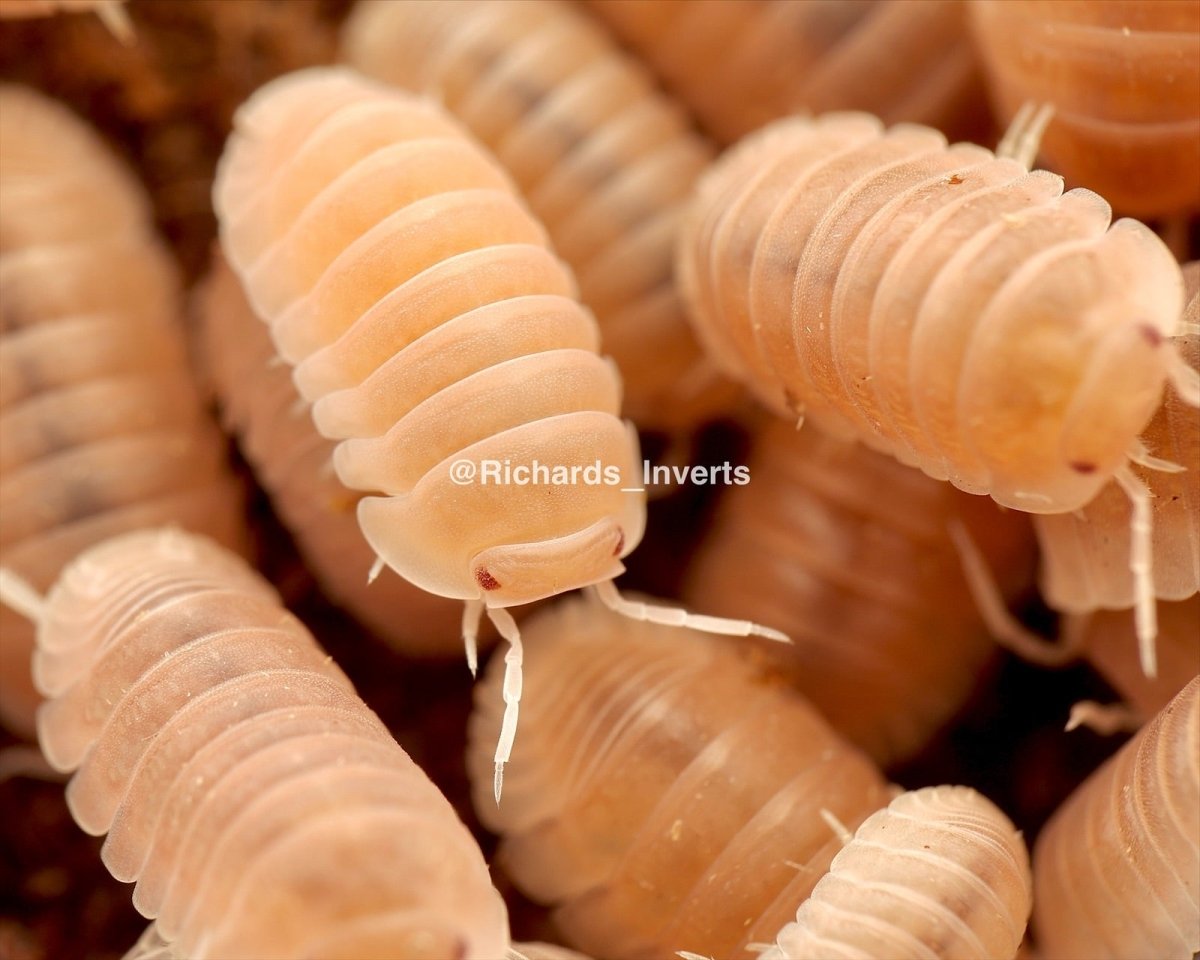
677,111,1185,517
197,252,467,657
763,786,1032,959
33,529,509,960
969,0,1200,216
584,0,985,144
686,418,1036,766
0,84,243,737
342,0,736,433
1032,676,1199,958
467,596,891,960
214,68,644,610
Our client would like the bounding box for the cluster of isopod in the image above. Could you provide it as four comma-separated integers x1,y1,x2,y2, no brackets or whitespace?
0,1,1197,958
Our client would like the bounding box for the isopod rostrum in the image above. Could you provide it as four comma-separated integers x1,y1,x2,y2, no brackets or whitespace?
213,67,779,799
583,0,986,145
676,110,1199,675
341,0,737,432
197,250,467,658
1032,675,1199,958
0,528,510,960
467,594,891,960
686,417,1036,766
762,786,1032,960
0,83,244,737
968,0,1200,216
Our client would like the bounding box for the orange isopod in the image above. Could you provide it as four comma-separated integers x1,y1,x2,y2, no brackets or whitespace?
761,786,1032,959
197,251,466,657
341,0,737,433
0,528,510,960
676,110,1198,675
467,594,892,960
214,67,777,798
968,0,1200,217
0,83,244,737
1032,675,1198,957
686,417,1036,767
583,0,986,145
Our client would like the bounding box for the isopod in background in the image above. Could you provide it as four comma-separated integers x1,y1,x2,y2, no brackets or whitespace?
968,0,1200,217
1033,675,1199,958
467,594,893,960
583,0,988,145
197,251,469,658
761,786,1032,960
0,82,244,737
676,109,1199,675
685,416,1037,767
214,66,779,798
1,528,510,960
342,0,739,433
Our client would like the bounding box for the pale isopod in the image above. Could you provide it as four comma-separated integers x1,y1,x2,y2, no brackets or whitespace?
0,528,510,960
0,84,244,737
341,0,737,432
968,0,1200,217
466,594,892,960
686,417,1037,766
761,785,1032,959
675,110,1199,675
197,251,466,657
583,0,986,144
213,67,780,799
1032,675,1199,958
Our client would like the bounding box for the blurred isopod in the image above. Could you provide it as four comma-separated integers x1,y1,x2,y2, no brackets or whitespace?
686,417,1037,766
676,110,1199,676
342,0,738,432
0,84,244,738
584,0,987,144
0,528,510,960
969,0,1200,217
1033,675,1199,958
466,594,891,960
213,67,778,799
197,251,468,657
762,785,1032,959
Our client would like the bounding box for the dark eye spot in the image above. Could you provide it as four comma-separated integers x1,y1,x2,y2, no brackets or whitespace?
947,174,964,185
1069,461,1097,474
613,530,625,557
1138,323,1164,347
475,568,501,590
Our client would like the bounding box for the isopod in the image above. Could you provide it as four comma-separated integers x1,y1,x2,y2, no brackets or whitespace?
1032,675,1199,958
214,67,781,799
968,0,1200,217
466,593,891,960
675,110,1199,675
0,83,244,737
583,0,986,144
686,417,1037,766
197,251,466,657
341,0,737,432
0,528,510,960
761,785,1032,960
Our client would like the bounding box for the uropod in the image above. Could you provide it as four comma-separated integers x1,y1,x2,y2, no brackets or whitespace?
213,67,782,800
676,109,1200,677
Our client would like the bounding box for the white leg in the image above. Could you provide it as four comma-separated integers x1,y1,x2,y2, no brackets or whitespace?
591,579,789,643
1114,464,1157,678
96,0,135,44
1065,699,1142,735
996,101,1054,169
486,605,522,805
1167,347,1200,406
366,555,385,585
947,520,1083,666
0,568,46,623
1127,437,1185,473
461,599,483,678
819,808,853,846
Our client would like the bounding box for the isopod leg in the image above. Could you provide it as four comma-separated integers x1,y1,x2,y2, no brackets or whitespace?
486,605,523,805
947,520,1084,666
590,579,789,642
1127,437,1185,473
995,101,1054,170
462,599,484,678
1113,464,1157,678
0,567,47,623
1166,347,1200,406
96,0,134,44
1065,699,1142,735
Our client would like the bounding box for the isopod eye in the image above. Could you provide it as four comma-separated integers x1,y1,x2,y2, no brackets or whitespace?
476,568,502,591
